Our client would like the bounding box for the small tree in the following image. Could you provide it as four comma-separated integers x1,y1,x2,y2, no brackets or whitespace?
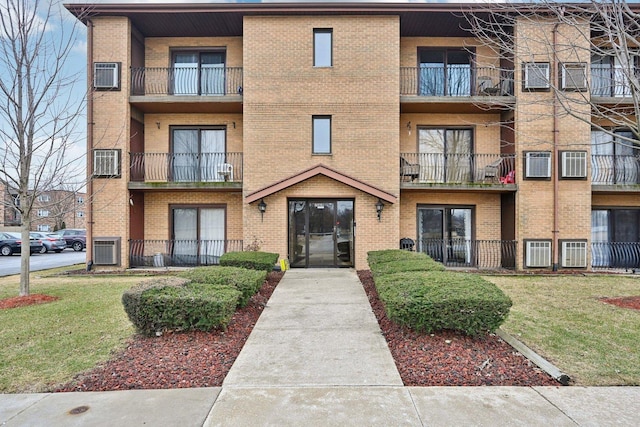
0,0,85,295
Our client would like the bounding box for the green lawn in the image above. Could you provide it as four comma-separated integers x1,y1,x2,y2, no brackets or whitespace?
486,274,640,386
0,272,144,393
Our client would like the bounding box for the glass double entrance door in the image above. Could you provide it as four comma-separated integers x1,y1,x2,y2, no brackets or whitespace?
289,199,354,268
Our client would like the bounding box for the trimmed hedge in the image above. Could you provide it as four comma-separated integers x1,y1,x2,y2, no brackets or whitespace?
374,271,512,336
369,257,445,278
179,266,267,308
219,251,279,272
122,277,241,336
367,249,431,266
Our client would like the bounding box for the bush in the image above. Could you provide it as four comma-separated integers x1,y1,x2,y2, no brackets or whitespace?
122,277,241,336
374,271,512,336
180,266,267,308
219,251,279,272
370,258,445,278
367,249,436,266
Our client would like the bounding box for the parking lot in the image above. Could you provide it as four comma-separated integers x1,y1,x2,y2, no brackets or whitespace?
0,250,87,277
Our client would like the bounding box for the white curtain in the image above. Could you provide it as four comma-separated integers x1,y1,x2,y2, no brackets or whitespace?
591,210,610,267
173,130,198,182
200,208,225,261
200,130,226,182
173,53,198,95
173,208,198,262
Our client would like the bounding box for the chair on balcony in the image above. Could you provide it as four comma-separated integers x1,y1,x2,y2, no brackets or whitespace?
400,156,420,182
483,158,503,183
216,163,233,181
478,76,501,96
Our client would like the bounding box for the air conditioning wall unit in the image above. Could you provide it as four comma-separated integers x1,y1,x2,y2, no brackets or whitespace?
94,62,121,90
525,151,552,178
560,240,587,268
525,240,552,268
560,151,587,178
524,62,550,89
93,237,121,265
561,63,587,90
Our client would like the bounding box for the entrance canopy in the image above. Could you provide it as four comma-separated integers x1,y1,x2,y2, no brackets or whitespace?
245,164,397,205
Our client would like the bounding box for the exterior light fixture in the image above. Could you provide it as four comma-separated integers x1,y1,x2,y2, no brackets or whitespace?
258,199,267,221
406,121,411,135
375,199,384,221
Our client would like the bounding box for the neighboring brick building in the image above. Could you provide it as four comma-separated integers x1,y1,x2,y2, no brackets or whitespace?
65,3,640,271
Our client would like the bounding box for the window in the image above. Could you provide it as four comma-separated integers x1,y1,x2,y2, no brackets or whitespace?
93,149,121,178
524,151,551,179
591,130,640,185
591,54,635,97
419,48,472,96
560,63,587,90
418,128,472,183
418,206,473,266
37,210,49,217
77,196,84,204
312,116,331,154
171,206,226,266
172,51,226,95
592,209,640,269
560,240,587,268
560,151,587,179
314,29,332,67
37,224,50,232
93,62,120,90
171,127,226,182
77,211,85,218
523,62,550,90
38,194,50,202
525,240,552,268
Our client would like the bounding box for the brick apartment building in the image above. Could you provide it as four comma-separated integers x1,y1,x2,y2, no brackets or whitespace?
65,2,640,271
1,181,86,232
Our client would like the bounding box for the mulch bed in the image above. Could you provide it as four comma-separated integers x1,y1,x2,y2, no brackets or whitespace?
54,272,284,392
357,270,558,386
0,294,60,310
600,296,640,311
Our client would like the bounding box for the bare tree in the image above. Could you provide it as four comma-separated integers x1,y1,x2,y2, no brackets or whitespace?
464,0,640,148
0,0,85,295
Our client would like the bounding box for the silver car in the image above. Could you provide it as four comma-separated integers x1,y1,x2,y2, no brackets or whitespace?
30,232,67,253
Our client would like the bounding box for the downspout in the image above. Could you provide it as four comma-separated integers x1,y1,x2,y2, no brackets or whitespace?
552,20,560,271
86,19,94,269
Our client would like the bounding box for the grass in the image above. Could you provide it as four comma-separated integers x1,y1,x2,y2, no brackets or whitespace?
0,271,146,393
485,274,640,386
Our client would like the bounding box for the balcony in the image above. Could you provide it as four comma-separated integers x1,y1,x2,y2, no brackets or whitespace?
129,239,244,267
129,152,243,191
592,242,640,271
129,67,243,113
591,66,637,101
591,154,640,192
400,153,516,191
417,239,517,270
400,66,515,113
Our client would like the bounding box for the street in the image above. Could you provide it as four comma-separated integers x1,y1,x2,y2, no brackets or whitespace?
0,250,87,277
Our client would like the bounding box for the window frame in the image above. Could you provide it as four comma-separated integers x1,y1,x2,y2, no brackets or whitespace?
522,62,551,91
93,62,121,91
559,239,588,268
523,151,552,180
560,62,587,91
559,150,588,180
37,209,49,217
524,239,552,268
313,28,333,68
312,115,332,155
38,194,50,202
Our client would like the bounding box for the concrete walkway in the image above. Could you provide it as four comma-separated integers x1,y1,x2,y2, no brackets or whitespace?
2,269,639,426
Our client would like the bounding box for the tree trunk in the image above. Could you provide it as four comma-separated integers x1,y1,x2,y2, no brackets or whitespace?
19,220,31,296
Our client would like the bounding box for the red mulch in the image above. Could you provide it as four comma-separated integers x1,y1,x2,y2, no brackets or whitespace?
357,270,558,386
0,294,60,310
55,272,284,392
600,296,640,311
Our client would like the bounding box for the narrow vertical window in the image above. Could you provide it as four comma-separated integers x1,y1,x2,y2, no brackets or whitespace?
313,116,331,154
314,29,332,67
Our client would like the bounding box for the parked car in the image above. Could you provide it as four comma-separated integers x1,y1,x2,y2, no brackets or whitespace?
30,232,67,253
56,229,86,252
0,232,43,256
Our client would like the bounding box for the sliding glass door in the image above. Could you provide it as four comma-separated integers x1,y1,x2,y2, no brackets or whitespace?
418,128,472,183
172,207,225,266
172,128,226,182
419,49,471,96
418,206,473,265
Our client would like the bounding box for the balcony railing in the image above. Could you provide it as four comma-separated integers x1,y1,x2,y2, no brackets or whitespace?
592,242,640,270
130,152,243,183
400,153,516,185
591,66,636,98
400,66,515,97
592,154,640,185
417,239,517,269
129,239,244,267
130,67,243,96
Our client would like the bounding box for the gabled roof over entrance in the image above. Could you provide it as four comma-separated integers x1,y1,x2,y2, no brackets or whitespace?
245,164,397,205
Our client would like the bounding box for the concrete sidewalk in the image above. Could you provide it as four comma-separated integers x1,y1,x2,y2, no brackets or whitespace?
2,269,639,426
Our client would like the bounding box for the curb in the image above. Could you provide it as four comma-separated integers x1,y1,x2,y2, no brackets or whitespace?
496,328,570,386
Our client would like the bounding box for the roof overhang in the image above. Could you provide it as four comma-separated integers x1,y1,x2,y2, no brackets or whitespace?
245,164,397,205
